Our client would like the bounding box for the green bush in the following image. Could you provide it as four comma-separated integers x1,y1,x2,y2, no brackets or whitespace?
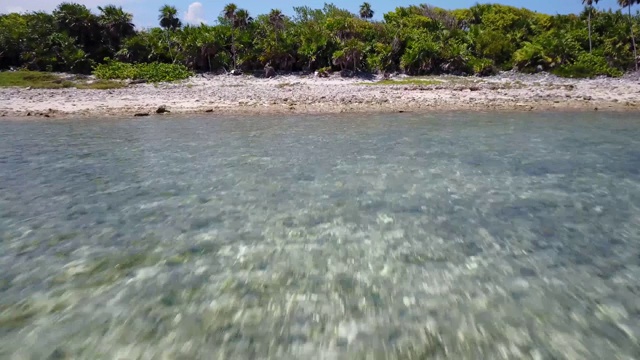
137,62,192,82
552,53,623,78
513,41,551,73
468,57,497,76
315,66,332,77
366,42,394,74
93,60,192,82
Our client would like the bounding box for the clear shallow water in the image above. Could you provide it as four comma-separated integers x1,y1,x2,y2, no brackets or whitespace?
1,113,639,359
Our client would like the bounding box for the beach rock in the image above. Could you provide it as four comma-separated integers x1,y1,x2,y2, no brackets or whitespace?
129,79,147,85
536,65,544,73
231,69,243,76
340,69,355,78
134,113,150,117
264,65,276,78
205,109,213,113
4,70,640,116
156,105,170,114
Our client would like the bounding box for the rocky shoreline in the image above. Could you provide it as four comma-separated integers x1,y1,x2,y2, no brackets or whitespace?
1,72,639,118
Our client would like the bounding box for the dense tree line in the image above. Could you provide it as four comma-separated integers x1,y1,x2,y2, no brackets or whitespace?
1,1,639,77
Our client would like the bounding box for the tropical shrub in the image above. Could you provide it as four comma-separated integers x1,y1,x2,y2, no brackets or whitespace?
366,42,394,73
468,57,497,76
513,42,551,72
553,52,623,78
470,27,516,68
93,60,192,82
1,2,639,76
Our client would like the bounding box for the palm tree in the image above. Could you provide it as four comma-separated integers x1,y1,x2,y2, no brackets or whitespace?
582,0,599,53
159,5,181,31
53,3,98,48
234,9,252,66
234,9,252,29
222,4,252,69
158,5,181,63
268,9,286,48
98,5,134,51
223,3,238,68
359,2,374,21
268,9,285,29
223,3,237,23
618,0,639,71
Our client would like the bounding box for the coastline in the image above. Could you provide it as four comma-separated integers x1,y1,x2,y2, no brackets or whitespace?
1,72,639,118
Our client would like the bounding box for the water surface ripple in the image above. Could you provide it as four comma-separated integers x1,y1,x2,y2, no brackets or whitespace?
1,113,640,359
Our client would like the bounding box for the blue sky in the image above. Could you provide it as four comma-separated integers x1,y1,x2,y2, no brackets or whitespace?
0,0,625,28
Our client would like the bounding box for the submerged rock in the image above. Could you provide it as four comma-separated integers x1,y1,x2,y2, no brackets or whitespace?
134,113,149,117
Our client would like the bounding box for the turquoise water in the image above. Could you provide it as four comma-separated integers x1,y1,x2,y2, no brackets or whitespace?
1,113,639,359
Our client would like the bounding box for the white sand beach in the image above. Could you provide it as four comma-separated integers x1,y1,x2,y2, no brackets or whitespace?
1,72,639,118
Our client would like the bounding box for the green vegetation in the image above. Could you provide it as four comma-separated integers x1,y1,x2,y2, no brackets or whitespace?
0,71,125,89
0,1,639,79
93,61,192,82
0,71,60,87
552,52,624,77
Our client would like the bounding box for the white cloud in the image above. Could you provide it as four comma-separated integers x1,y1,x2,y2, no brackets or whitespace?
184,2,206,24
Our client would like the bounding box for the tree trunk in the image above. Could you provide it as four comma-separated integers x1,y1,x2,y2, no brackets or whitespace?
588,9,592,53
166,30,175,64
232,29,236,69
165,29,173,60
630,5,638,71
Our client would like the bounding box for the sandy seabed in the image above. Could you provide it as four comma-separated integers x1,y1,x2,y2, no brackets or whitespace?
1,71,640,118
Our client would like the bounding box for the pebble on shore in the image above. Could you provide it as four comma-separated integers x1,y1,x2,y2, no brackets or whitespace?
1,72,638,117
